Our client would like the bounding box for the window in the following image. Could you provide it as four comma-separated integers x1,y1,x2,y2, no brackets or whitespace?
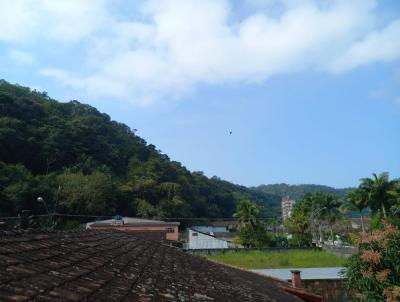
166,227,175,233
192,232,198,236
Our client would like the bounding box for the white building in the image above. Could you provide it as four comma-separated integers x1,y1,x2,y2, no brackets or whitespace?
282,196,296,221
186,229,229,249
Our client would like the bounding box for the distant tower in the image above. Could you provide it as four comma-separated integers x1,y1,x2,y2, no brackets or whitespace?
281,196,296,221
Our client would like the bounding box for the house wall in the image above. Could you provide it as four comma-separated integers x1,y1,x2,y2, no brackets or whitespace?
187,229,228,249
92,225,179,241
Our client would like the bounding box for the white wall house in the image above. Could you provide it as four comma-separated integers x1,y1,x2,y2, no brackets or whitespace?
186,229,228,249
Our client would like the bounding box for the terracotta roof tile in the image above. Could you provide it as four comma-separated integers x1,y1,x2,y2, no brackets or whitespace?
0,231,301,301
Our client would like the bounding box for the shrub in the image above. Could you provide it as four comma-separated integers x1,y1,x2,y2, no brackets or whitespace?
343,223,400,301
288,233,312,247
236,224,272,248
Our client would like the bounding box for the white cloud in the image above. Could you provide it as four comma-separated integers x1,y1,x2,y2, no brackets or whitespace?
330,19,400,73
40,68,83,89
1,0,399,105
8,49,35,65
0,0,110,44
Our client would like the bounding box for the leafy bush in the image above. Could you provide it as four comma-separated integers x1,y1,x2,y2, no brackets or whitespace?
344,223,400,301
236,224,272,248
271,235,289,247
288,233,312,247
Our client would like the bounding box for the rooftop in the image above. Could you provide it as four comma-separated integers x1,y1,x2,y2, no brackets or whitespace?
86,217,180,229
0,231,301,302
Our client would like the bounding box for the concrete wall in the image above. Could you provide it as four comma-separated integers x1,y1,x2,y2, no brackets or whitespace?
187,229,228,249
322,244,357,258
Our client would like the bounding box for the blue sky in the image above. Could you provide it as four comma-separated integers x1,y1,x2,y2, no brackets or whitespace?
0,0,399,188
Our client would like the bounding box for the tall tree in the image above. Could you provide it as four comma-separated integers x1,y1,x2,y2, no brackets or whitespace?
320,194,341,243
341,188,369,233
360,172,396,219
233,199,260,228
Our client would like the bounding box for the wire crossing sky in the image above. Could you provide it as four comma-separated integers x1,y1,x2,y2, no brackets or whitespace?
0,0,399,187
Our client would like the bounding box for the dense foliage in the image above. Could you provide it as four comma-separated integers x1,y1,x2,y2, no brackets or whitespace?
285,192,341,244
285,173,400,247
0,81,282,221
344,223,400,302
233,200,272,248
253,183,352,200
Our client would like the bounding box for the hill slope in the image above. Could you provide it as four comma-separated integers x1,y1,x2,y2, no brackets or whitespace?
0,80,281,219
252,183,353,201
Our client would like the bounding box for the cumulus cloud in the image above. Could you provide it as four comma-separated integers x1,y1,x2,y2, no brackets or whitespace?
0,0,110,44
1,0,399,105
330,19,400,73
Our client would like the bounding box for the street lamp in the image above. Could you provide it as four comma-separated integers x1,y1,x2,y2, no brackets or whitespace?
37,197,50,216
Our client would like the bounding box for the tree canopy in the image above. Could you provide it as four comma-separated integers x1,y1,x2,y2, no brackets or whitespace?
0,80,281,221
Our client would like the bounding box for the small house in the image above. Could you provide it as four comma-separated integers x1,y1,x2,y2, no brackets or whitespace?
86,216,180,240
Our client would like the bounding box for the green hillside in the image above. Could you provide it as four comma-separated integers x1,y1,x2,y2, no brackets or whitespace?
252,183,353,201
0,80,281,220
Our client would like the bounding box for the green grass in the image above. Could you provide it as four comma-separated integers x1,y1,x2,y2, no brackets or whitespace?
207,250,346,269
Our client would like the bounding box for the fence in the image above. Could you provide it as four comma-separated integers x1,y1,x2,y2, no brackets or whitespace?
322,244,357,258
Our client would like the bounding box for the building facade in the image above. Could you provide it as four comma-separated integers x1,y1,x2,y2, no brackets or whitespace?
87,217,180,240
282,196,296,221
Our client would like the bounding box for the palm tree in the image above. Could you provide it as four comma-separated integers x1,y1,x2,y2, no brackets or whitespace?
360,172,396,219
233,199,259,229
285,212,309,234
320,194,341,244
341,188,369,233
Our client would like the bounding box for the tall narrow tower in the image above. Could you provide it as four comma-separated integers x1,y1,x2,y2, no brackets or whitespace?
281,196,295,222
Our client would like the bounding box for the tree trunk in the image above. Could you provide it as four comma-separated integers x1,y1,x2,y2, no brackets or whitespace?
360,212,365,233
381,204,387,219
319,223,323,246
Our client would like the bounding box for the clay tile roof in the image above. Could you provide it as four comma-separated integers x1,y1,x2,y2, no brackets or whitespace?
0,231,301,302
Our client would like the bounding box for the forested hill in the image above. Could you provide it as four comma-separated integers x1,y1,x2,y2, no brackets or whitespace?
252,183,353,201
0,80,281,219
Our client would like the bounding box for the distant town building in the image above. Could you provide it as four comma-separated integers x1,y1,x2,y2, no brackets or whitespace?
186,229,230,249
86,216,180,240
281,196,296,221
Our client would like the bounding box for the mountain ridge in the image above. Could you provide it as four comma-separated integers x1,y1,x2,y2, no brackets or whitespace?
0,80,280,219
0,80,353,221
252,183,353,201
